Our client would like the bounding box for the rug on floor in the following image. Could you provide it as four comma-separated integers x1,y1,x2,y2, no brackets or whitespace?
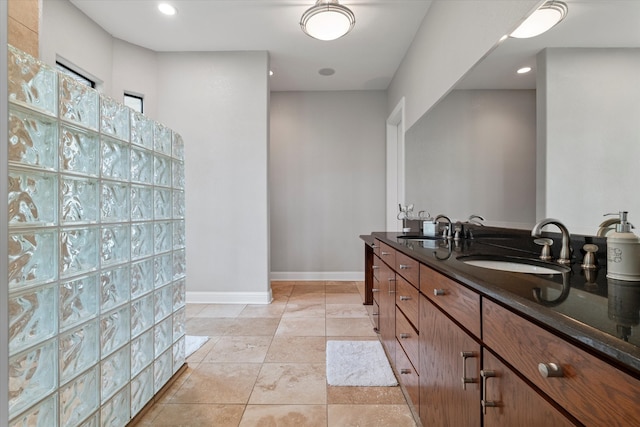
326,340,398,387
185,335,209,358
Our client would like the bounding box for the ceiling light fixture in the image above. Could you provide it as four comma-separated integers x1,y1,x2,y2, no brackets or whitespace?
300,0,355,41
517,66,532,74
510,0,568,38
158,3,177,16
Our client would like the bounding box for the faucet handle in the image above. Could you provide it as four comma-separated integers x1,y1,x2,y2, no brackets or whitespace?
534,238,553,261
581,244,599,270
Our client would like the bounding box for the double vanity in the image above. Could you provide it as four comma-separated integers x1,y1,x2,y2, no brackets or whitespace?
361,224,640,426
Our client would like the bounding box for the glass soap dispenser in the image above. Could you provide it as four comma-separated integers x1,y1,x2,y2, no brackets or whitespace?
605,211,640,281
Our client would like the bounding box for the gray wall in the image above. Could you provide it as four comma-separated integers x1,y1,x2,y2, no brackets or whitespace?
405,90,537,228
270,91,387,278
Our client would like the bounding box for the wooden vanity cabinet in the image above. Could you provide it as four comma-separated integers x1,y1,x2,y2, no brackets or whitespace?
374,240,397,363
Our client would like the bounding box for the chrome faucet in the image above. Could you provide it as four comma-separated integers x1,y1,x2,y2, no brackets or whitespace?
531,218,572,264
435,214,453,239
467,214,485,226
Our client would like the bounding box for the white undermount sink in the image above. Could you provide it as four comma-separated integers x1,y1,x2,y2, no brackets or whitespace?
458,255,570,275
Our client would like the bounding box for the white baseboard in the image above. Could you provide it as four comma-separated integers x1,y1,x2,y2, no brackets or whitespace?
186,291,273,305
269,271,364,281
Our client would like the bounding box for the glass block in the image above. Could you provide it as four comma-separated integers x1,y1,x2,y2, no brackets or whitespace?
59,321,99,384
172,159,185,189
154,221,172,254
154,253,172,288
172,132,184,161
78,413,98,427
60,227,99,278
100,266,130,311
100,306,130,357
173,249,186,280
172,190,185,219
59,74,99,130
101,385,130,426
101,345,130,403
9,339,57,417
130,146,153,184
100,96,130,142
101,137,129,181
173,220,186,249
131,258,154,299
173,279,186,311
130,110,153,149
8,393,57,427
60,175,99,224
154,285,173,323
154,316,172,357
59,366,99,427
9,106,58,170
131,222,153,260
130,185,153,221
100,225,130,266
8,229,57,290
154,188,171,220
154,348,172,393
9,283,57,356
131,366,154,418
154,154,171,187
173,336,186,374
60,124,99,176
8,168,57,227
8,45,57,115
154,122,172,155
100,182,129,223
173,307,186,342
60,274,99,332
130,294,154,339
131,329,154,377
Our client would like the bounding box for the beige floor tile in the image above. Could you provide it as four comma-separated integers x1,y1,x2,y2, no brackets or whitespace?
185,318,237,336
265,336,327,363
185,336,221,363
325,281,359,293
169,362,261,404
283,302,326,318
325,303,369,318
327,385,407,404
326,318,378,337
239,404,327,427
290,283,326,294
135,403,245,426
288,292,326,304
238,303,287,318
325,293,364,304
195,304,247,318
225,317,281,336
185,304,207,318
202,335,272,363
276,317,326,336
328,404,417,427
271,293,291,304
250,363,327,404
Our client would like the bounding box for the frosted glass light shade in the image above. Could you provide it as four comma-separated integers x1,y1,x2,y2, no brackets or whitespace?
301,0,355,41
510,1,568,38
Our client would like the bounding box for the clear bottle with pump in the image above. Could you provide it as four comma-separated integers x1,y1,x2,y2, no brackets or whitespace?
605,211,640,281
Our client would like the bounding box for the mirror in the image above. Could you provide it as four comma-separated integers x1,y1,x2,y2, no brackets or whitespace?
405,0,640,236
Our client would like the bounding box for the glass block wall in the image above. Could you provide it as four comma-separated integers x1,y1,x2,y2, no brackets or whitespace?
6,45,187,427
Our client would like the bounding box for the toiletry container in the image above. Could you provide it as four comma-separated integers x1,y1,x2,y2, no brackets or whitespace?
606,211,640,281
422,219,438,237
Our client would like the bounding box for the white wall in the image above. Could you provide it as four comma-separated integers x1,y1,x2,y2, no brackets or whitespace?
155,51,271,302
538,48,640,235
405,89,537,228
388,0,539,130
112,39,159,119
269,91,387,279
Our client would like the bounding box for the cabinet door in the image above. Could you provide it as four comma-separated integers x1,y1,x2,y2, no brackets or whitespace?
482,350,576,427
379,260,396,361
419,294,481,427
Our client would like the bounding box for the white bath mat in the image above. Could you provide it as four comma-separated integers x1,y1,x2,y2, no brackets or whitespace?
185,335,209,358
326,340,398,387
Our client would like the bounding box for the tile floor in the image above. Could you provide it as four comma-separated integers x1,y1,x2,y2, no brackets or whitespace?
132,281,417,426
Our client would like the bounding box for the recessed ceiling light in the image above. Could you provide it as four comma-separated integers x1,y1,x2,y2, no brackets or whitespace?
319,68,335,76
517,66,532,74
269,70,274,77
158,3,177,16
510,1,568,38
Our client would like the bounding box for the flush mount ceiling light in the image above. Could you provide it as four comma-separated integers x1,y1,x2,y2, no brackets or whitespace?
510,0,568,38
158,3,177,16
300,0,355,41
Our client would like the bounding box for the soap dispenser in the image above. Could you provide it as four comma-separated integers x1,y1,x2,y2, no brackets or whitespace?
605,211,640,281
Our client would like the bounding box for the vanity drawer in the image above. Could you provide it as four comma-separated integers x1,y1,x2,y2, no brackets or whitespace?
373,253,382,281
396,276,419,327
372,275,381,305
379,242,396,268
420,264,480,338
373,239,382,257
483,298,640,427
396,252,419,288
396,344,420,411
396,307,419,369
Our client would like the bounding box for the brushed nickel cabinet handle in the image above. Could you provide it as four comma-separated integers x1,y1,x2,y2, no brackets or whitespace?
399,296,411,301
461,351,478,390
538,363,564,378
372,288,380,293
434,289,446,296
381,251,390,256
372,265,380,270
400,369,411,374
400,333,410,339
399,264,411,269
481,370,499,414
372,244,379,249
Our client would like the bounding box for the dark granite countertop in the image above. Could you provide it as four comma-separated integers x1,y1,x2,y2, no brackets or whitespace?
366,227,640,377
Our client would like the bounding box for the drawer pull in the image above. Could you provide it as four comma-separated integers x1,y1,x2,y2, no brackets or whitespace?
372,265,380,270
400,369,412,374
388,277,396,282
400,333,410,339
381,251,390,256
538,362,564,378
399,296,411,301
372,244,379,249
399,264,411,269
461,351,478,390
372,288,380,293
480,370,499,414
434,289,446,296
372,312,379,316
